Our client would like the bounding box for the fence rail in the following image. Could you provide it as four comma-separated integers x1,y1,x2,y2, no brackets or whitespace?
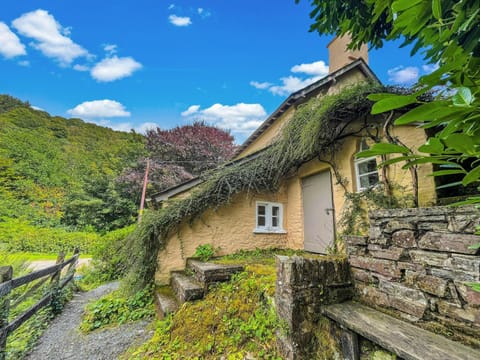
0,249,79,359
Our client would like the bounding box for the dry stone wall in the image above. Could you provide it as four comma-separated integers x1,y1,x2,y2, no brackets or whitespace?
345,205,480,344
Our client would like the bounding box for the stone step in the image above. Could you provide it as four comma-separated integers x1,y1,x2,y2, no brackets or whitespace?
171,271,204,303
187,259,244,286
154,286,179,318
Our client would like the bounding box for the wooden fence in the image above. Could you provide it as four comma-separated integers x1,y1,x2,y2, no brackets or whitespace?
0,249,79,359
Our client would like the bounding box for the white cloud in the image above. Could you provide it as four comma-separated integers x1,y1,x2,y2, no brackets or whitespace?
198,8,204,15
181,103,266,135
291,60,329,76
67,99,131,118
91,55,142,82
251,59,328,96
18,60,30,67
12,9,88,65
73,64,89,71
0,22,27,58
168,4,175,10
250,81,272,90
387,66,419,84
31,105,44,111
169,15,192,27
181,105,200,116
103,44,117,55
269,75,323,96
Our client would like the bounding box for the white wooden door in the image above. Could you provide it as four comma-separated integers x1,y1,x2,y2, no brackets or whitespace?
302,171,335,253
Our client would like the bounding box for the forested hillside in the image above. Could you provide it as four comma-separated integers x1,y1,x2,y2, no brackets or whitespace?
0,94,236,253
0,94,146,236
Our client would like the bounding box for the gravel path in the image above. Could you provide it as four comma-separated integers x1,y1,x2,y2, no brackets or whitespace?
26,282,153,360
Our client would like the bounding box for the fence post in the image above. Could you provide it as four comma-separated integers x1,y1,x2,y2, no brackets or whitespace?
50,252,65,314
0,266,13,360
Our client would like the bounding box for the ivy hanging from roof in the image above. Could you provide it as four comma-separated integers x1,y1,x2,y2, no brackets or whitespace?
122,82,410,290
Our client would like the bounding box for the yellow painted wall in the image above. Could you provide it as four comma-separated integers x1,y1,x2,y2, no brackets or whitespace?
155,190,288,284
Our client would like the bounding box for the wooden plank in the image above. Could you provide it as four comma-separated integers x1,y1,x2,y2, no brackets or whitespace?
323,302,480,360
11,264,60,289
0,282,11,298
59,273,74,289
0,266,12,359
6,293,51,335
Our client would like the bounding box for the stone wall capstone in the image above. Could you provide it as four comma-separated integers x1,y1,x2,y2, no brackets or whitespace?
345,205,480,345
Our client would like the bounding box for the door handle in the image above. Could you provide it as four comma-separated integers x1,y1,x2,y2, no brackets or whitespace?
325,208,334,215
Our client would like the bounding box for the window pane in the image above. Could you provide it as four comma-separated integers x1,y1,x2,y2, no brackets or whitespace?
258,205,266,215
358,159,377,174
359,173,379,189
258,215,266,226
368,172,379,186
272,206,279,217
272,216,278,227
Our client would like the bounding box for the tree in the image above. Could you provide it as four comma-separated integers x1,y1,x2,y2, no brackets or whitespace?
298,0,480,202
119,121,236,195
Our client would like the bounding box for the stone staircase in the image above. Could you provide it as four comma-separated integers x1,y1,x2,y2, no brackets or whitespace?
155,259,244,318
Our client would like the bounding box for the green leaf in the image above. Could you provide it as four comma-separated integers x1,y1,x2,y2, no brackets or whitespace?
462,165,480,186
392,0,423,13
432,0,442,20
444,133,476,155
418,137,444,154
453,87,475,107
468,243,480,250
356,143,410,158
367,93,396,101
371,94,417,115
394,101,463,125
430,169,465,177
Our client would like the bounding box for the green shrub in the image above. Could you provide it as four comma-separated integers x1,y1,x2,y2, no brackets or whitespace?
80,286,154,332
194,243,216,262
77,225,135,291
0,217,101,253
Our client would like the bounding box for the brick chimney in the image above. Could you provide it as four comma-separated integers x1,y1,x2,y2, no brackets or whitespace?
327,34,368,74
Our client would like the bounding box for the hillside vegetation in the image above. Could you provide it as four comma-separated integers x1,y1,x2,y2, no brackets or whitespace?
0,94,146,252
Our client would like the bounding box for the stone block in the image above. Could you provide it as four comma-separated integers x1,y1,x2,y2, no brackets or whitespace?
415,274,448,297
448,214,480,234
378,280,428,319
368,244,406,261
409,250,449,267
351,268,376,284
417,222,448,232
430,267,479,283
343,235,368,246
397,261,423,272
456,282,480,307
369,226,383,241
446,254,480,275
349,256,401,279
346,244,367,256
437,300,480,325
356,284,389,308
384,220,415,234
418,231,479,254
391,230,417,248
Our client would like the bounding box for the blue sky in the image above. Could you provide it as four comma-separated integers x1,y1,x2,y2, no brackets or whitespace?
0,1,434,143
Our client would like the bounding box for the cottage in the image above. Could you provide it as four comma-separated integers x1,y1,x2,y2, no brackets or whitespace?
151,36,437,283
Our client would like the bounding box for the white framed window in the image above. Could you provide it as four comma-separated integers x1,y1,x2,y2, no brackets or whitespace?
355,139,380,191
254,202,286,233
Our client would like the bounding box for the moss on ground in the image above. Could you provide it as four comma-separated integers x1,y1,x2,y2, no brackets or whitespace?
123,256,283,359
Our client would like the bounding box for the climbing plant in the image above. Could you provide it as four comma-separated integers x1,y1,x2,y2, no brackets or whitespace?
122,83,416,290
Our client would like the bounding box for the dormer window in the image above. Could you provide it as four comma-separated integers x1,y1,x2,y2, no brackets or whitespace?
355,139,379,191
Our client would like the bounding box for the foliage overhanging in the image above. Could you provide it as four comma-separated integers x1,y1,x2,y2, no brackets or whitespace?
124,82,399,289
